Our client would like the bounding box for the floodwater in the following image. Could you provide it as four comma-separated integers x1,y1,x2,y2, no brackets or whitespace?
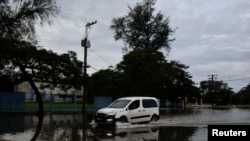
0,105,250,141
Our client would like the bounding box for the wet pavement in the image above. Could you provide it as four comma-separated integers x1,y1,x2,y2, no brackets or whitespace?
0,105,250,141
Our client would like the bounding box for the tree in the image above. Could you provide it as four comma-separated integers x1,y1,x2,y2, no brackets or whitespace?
109,0,176,97
117,49,198,101
159,60,200,107
200,79,233,105
88,69,125,100
0,0,59,114
110,0,174,53
117,48,167,96
107,0,200,106
0,75,14,91
214,89,233,106
0,0,59,42
235,84,250,105
0,39,84,113
88,49,199,107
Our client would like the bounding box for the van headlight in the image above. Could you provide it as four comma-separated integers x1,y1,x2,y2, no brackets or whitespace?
107,111,116,116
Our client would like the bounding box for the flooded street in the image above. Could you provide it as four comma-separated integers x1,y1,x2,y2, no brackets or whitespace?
0,106,250,141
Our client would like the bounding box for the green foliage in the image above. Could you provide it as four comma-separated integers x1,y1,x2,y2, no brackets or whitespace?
200,80,234,105
90,0,199,103
214,89,232,105
110,0,174,53
0,0,64,89
234,84,250,105
0,0,59,113
0,38,84,90
0,0,59,42
88,69,125,100
0,75,14,91
89,49,200,103
117,49,168,96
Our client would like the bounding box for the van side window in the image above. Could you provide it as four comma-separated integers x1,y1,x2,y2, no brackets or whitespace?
142,99,157,108
128,100,140,110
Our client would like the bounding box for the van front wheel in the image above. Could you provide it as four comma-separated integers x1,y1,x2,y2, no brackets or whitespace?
118,117,127,123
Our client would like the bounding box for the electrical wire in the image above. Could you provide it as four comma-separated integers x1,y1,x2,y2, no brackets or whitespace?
37,11,119,73
224,77,250,82
89,49,114,66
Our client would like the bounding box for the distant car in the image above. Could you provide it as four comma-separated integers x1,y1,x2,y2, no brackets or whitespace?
94,96,160,125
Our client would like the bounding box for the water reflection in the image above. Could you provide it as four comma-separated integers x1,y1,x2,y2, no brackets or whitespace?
0,107,250,141
92,126,159,141
0,114,25,134
92,125,203,141
30,115,43,141
158,126,197,141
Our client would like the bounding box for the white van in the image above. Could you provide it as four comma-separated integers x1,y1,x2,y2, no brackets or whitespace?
94,97,159,125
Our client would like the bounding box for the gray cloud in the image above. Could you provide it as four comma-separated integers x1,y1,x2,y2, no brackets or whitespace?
36,0,250,92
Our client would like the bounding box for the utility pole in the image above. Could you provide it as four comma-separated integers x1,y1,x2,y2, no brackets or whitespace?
208,74,217,90
81,20,97,141
81,20,97,112
208,74,217,107
81,20,97,113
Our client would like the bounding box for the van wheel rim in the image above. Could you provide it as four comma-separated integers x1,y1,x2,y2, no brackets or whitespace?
119,117,127,123
151,115,158,121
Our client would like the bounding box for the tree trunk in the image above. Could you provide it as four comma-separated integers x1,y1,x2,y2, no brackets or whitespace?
31,114,44,141
17,61,44,115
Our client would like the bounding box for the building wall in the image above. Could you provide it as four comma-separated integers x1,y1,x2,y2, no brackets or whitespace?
15,81,83,101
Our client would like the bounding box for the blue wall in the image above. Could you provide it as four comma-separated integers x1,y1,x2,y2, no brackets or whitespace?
0,92,25,111
93,96,112,109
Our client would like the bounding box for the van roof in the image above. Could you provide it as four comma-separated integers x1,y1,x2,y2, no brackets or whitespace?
118,96,157,100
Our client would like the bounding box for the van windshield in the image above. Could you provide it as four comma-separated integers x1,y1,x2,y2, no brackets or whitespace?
107,100,131,108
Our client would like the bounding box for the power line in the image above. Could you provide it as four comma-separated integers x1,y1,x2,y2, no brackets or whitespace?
208,74,250,82
96,22,114,37
89,49,114,66
58,12,117,67
58,12,114,37
37,11,124,75
88,64,98,71
37,37,116,71
59,12,93,22
218,73,250,79
224,77,250,82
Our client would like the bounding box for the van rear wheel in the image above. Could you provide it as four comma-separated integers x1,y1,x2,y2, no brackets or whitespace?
151,115,158,122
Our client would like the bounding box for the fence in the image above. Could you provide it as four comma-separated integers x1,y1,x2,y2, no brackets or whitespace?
0,92,25,111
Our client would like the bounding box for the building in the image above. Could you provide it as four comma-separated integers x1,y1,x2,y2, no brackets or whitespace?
15,81,83,102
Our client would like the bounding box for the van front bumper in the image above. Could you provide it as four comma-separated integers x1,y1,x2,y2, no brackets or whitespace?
95,115,116,125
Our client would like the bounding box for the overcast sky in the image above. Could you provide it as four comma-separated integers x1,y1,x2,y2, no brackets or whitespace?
35,0,250,92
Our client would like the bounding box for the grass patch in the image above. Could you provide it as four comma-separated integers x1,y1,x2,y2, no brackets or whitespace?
25,102,93,110
213,105,231,110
